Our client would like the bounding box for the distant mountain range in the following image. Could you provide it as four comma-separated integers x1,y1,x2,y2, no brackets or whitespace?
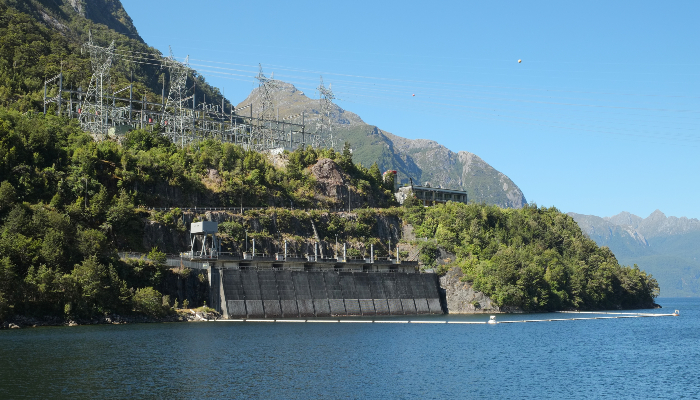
569,210,700,297
237,83,527,208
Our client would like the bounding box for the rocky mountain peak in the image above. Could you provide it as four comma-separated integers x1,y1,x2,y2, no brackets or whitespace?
236,81,365,130
234,79,527,209
576,209,700,241
606,211,643,229
637,210,700,238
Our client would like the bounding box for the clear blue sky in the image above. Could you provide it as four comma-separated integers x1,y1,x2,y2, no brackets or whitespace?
121,0,700,220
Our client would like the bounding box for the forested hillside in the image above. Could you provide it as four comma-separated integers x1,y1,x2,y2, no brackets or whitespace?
237,83,528,208
404,199,659,311
0,0,228,114
571,211,700,297
0,108,396,322
0,107,660,321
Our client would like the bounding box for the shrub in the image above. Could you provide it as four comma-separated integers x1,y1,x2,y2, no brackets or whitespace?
419,241,440,267
133,287,169,317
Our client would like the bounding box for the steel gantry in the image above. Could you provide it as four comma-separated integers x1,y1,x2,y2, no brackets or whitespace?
316,76,336,149
45,38,315,152
79,31,116,140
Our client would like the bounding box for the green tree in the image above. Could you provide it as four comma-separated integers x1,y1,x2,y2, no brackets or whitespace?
368,162,382,185
133,287,168,317
419,241,440,267
338,142,353,171
147,247,167,265
0,181,16,211
123,129,173,152
77,229,107,258
65,257,129,317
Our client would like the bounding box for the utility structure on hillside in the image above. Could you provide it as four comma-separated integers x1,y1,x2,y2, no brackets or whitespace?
80,31,116,140
316,76,336,149
254,64,281,151
46,38,315,152
162,47,191,147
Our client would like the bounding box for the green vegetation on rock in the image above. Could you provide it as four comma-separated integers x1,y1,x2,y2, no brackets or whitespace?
0,0,229,116
404,197,659,311
0,108,394,322
570,211,700,297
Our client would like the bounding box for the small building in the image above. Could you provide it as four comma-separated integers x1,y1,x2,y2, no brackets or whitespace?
395,184,468,206
188,221,220,259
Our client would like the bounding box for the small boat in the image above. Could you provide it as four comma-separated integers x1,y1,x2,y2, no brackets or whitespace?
673,310,680,316
487,315,497,324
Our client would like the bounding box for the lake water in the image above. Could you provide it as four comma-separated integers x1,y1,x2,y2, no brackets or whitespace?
1,298,698,399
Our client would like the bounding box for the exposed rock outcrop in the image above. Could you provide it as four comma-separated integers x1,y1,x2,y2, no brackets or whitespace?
310,157,387,209
143,220,188,253
440,267,521,314
311,158,346,200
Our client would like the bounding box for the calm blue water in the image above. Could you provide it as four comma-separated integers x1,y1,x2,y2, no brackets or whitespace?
1,298,698,399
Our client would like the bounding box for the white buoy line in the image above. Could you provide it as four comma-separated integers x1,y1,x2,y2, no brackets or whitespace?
215,310,679,324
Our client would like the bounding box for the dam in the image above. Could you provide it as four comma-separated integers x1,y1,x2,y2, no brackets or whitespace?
210,269,443,319
186,221,444,318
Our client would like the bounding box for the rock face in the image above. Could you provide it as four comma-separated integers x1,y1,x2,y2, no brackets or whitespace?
569,210,700,252
457,151,526,208
439,267,520,314
309,157,387,209
574,210,700,240
142,220,187,254
68,0,142,40
568,212,650,248
311,158,346,200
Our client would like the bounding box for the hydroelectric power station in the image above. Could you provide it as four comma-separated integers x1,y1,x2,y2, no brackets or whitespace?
184,221,444,319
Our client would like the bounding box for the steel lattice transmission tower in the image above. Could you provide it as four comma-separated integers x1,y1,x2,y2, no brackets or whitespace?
254,64,278,150
316,76,336,149
163,47,190,146
80,31,116,140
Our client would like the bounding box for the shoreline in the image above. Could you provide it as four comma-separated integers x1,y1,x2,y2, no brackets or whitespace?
1,310,220,330
444,302,661,315
1,304,660,329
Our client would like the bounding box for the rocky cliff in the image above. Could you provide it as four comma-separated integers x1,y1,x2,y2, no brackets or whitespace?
439,267,522,314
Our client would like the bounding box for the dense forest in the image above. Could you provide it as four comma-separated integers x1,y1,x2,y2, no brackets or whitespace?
0,107,659,320
0,108,394,321
404,198,659,311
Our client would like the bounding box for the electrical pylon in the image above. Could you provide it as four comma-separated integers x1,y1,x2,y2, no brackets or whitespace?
316,76,335,149
163,47,189,146
254,64,278,150
80,31,116,140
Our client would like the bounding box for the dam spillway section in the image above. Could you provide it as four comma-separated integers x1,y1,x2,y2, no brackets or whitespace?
204,254,444,319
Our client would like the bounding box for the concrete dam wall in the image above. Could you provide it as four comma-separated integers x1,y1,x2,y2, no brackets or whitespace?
212,269,444,318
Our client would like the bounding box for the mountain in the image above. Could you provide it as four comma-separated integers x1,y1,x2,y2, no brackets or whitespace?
237,83,527,208
5,0,525,209
0,0,229,115
569,210,700,297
